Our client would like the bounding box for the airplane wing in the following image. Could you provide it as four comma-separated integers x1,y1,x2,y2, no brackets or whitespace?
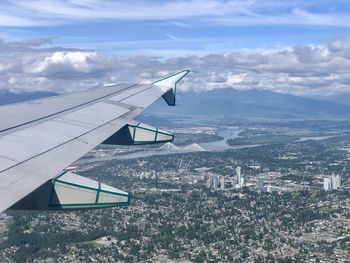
0,70,189,213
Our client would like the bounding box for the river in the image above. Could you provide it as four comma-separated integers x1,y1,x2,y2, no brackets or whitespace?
199,127,262,151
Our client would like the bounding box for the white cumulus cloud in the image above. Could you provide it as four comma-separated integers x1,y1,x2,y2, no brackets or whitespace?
1,37,350,96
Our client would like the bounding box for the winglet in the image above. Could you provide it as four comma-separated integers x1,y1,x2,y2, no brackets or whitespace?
152,70,190,106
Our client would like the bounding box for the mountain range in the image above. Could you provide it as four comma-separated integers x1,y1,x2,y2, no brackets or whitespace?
0,90,56,105
1,88,350,120
144,88,350,120
311,93,350,106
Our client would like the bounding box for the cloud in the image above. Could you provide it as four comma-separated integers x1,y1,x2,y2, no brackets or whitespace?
166,34,190,42
0,0,349,27
28,51,110,79
2,37,350,96
0,38,81,53
170,21,194,29
0,0,254,26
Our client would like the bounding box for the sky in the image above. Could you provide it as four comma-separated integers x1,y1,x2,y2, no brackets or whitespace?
1,0,350,96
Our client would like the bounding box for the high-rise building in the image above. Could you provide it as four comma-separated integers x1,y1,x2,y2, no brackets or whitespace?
206,178,212,189
239,176,244,188
236,166,244,188
324,177,331,191
213,176,219,189
332,174,341,189
236,166,241,179
220,177,226,190
324,174,341,191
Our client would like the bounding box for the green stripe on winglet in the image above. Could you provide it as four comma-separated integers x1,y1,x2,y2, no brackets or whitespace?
154,128,158,142
54,171,68,182
51,201,130,208
95,182,101,204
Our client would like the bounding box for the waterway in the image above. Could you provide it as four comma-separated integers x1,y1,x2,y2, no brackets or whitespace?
76,127,337,165
199,127,262,151
199,128,241,151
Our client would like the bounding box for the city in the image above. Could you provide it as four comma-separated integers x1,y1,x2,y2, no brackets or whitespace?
1,1,350,262
1,119,350,262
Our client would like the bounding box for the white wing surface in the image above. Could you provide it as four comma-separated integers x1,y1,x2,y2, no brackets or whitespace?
0,70,189,212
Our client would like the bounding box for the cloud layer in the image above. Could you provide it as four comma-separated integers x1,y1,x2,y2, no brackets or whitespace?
0,0,349,27
1,37,350,96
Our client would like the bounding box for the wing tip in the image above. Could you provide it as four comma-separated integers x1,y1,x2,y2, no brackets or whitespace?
153,70,190,106
152,69,190,86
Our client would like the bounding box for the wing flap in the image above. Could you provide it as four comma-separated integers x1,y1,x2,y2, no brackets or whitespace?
11,171,130,210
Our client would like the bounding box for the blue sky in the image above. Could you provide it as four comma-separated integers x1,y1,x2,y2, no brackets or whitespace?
1,0,350,96
1,0,350,55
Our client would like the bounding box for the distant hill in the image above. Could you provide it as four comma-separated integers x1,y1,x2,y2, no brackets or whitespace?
144,88,350,120
312,93,350,106
1,88,350,120
0,90,56,105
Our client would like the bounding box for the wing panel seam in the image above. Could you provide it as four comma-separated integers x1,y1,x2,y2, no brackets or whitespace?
0,84,139,135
